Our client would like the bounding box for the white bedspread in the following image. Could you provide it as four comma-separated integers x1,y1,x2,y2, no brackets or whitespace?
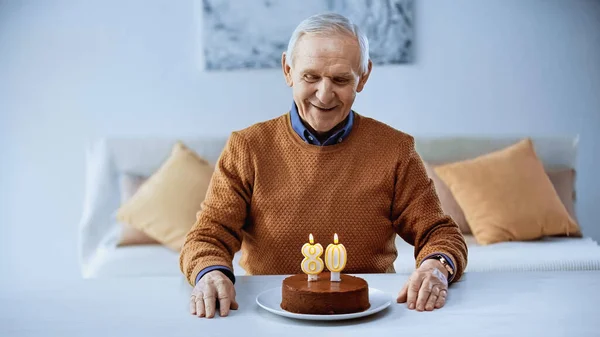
1,271,599,337
395,235,600,273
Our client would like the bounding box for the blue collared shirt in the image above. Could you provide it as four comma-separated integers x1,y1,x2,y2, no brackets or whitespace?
289,102,354,145
195,103,456,285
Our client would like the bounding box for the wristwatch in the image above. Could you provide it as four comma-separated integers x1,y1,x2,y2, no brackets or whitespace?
429,254,454,279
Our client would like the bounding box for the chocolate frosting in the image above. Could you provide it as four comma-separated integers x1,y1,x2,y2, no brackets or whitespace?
280,272,370,315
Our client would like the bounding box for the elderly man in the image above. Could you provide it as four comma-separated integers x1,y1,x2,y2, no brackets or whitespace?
180,12,467,318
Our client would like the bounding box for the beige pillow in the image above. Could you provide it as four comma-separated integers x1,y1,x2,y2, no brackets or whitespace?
117,175,159,246
116,142,214,251
424,163,579,235
433,138,580,245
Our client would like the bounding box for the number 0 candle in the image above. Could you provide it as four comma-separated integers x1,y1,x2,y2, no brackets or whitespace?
325,233,347,282
301,234,324,281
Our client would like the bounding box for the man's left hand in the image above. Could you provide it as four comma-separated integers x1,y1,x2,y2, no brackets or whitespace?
396,258,449,311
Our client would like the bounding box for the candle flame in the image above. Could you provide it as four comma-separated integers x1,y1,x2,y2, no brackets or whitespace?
309,233,314,245
334,233,338,244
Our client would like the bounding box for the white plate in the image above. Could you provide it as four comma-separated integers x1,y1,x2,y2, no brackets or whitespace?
256,287,392,321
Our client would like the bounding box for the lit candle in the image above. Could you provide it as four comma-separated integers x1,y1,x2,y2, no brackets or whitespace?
301,233,324,281
325,233,347,282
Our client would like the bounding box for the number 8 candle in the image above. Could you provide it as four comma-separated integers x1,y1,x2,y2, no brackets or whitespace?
301,234,324,281
325,233,347,282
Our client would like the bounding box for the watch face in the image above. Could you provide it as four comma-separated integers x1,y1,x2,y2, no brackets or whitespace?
438,257,453,274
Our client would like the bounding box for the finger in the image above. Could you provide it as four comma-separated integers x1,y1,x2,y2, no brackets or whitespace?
230,286,239,310
396,279,409,303
407,273,425,310
217,290,231,317
204,295,216,318
204,287,217,318
190,296,197,315
215,280,233,317
435,289,447,309
195,297,206,318
425,290,438,311
416,278,434,311
219,297,231,317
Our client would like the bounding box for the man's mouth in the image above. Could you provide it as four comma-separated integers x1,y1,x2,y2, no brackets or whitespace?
311,103,336,112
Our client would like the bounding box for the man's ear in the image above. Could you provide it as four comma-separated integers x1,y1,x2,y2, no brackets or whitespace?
356,59,373,93
281,52,293,87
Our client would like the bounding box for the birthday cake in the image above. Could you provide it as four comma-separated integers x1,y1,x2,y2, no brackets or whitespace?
280,233,369,314
280,272,370,314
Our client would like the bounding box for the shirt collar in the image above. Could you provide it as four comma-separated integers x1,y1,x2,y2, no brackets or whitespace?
290,102,354,146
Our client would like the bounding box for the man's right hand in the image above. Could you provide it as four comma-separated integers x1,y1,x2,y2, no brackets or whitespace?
190,270,239,318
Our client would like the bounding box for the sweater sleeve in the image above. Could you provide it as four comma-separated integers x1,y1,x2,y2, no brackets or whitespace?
179,132,254,286
391,137,468,282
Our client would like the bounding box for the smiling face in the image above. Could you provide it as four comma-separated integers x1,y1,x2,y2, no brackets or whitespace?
282,32,372,134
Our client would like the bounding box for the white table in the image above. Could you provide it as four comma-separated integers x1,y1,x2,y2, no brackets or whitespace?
1,271,599,337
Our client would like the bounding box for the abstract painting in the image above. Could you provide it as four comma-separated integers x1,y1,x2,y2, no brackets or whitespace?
200,0,414,71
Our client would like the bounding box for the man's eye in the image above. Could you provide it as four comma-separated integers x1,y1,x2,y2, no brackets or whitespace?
304,75,319,82
334,78,350,84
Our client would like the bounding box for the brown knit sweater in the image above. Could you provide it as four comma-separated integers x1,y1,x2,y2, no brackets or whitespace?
180,112,468,286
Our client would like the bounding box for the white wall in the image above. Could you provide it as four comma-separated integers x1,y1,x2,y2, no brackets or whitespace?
1,0,599,287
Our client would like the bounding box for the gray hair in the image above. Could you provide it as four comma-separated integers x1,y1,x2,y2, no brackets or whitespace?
285,12,370,75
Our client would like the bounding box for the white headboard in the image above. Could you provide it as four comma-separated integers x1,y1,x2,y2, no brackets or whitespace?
415,136,578,169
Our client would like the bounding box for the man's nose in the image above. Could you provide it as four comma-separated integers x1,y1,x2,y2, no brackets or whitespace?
315,79,335,104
